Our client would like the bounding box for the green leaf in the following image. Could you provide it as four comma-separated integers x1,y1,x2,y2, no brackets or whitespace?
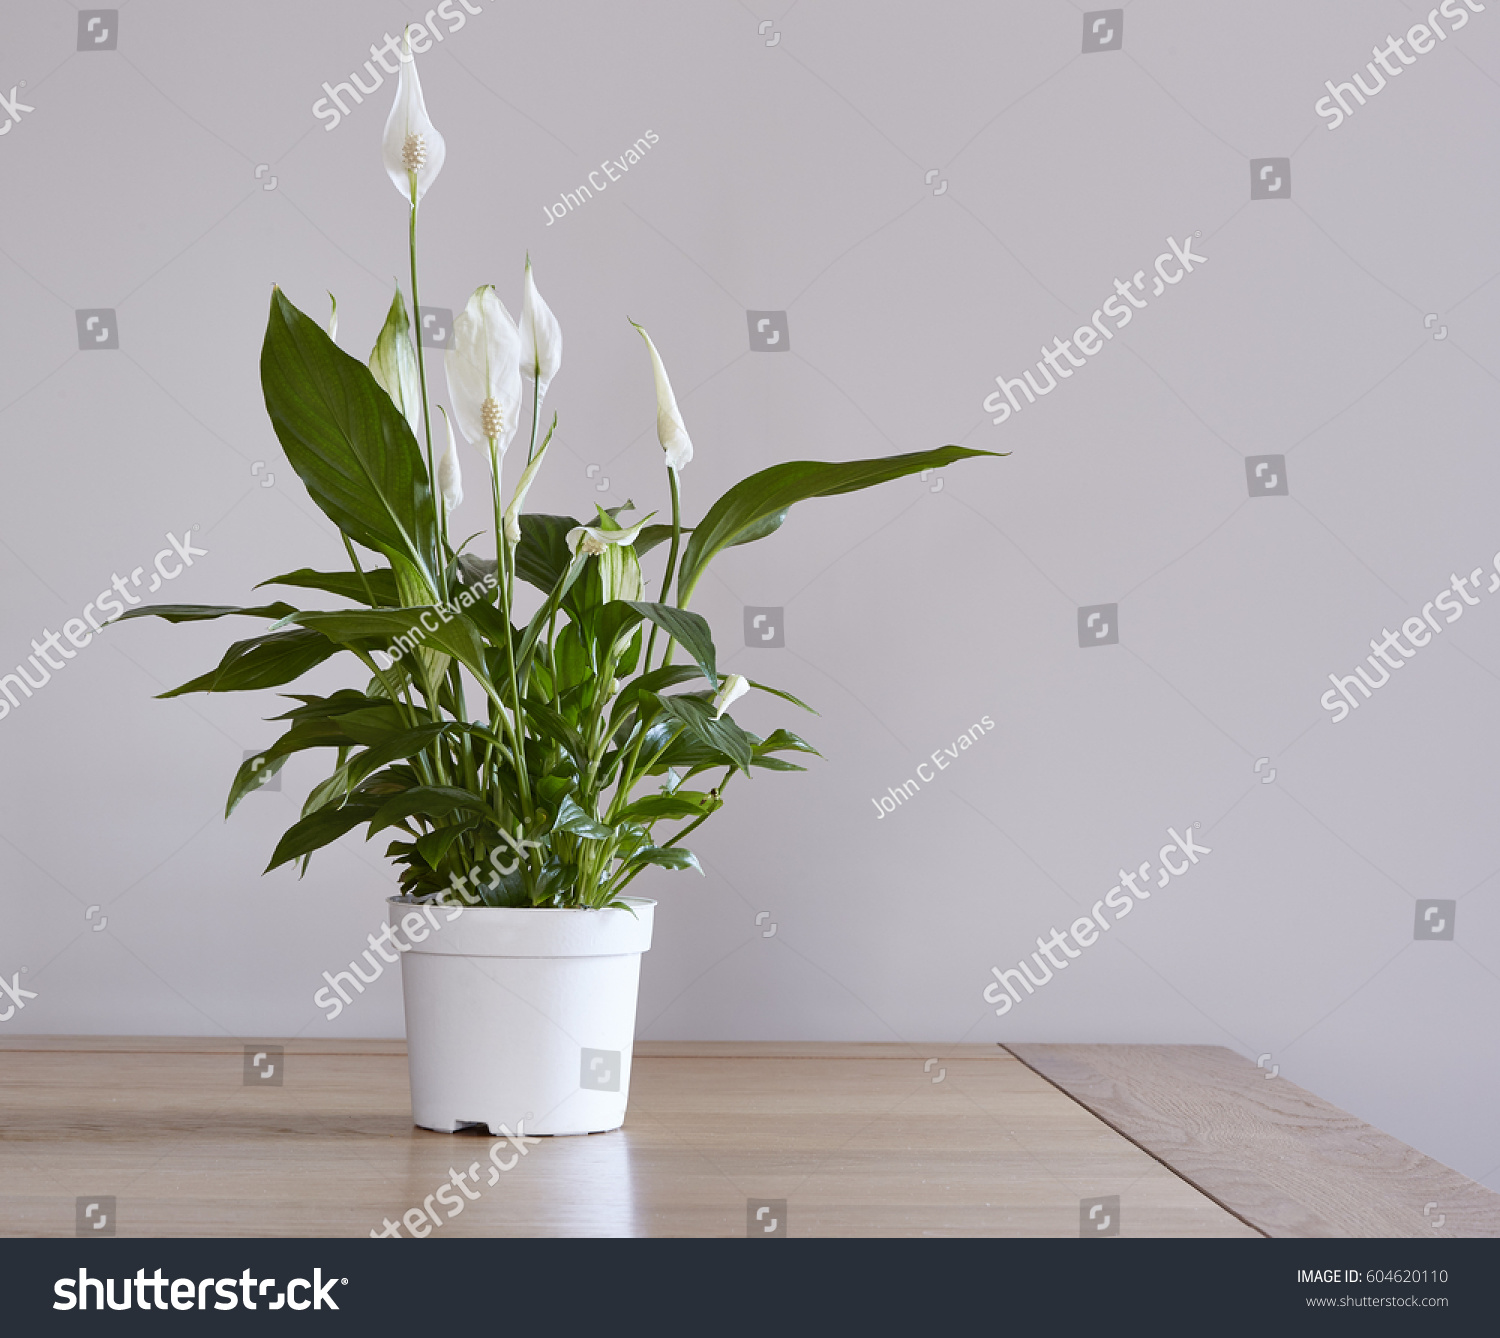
616,791,719,824
756,728,821,757
635,514,780,558
258,568,399,607
622,602,718,687
112,602,298,625
650,692,755,774
609,665,704,730
302,761,355,818
522,697,589,767
552,796,615,841
292,609,489,682
344,723,451,788
317,703,409,743
414,821,476,870
271,690,386,721
676,446,1003,604
368,785,492,836
260,287,439,591
749,679,817,714
160,628,341,697
265,802,379,872
515,514,579,594
227,718,361,816
626,845,704,876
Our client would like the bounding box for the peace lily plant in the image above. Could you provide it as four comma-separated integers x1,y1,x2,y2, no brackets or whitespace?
123,37,998,913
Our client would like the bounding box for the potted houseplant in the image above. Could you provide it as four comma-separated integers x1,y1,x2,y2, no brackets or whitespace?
120,37,998,1136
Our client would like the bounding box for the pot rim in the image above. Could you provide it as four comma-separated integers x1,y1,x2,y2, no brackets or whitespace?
386,894,657,914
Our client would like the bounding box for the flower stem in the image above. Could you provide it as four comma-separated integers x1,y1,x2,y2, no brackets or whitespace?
407,190,443,597
490,441,533,818
645,465,683,671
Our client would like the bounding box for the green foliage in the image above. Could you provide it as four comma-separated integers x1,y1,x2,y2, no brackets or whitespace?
129,287,1000,908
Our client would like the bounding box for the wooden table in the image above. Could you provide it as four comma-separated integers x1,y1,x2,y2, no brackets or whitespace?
2,1038,1495,1238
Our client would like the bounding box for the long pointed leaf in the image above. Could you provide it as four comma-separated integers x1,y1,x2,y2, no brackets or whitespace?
260,287,439,590
159,628,341,697
258,568,399,607
677,446,1002,603
113,603,297,624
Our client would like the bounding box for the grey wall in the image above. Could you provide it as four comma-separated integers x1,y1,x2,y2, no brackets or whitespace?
3,1,1498,1199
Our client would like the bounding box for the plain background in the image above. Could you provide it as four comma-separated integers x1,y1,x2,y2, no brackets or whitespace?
2,1,1498,1202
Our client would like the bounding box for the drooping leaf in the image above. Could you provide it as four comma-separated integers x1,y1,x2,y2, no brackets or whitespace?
159,628,341,697
265,801,380,872
227,718,362,816
676,446,1002,603
344,723,451,789
649,692,755,773
621,602,718,687
367,785,493,836
609,665,705,730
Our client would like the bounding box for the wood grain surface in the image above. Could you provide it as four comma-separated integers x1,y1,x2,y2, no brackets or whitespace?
0,1038,1251,1238
1005,1043,1500,1239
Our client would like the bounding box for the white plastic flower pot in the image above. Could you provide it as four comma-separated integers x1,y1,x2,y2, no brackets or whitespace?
388,896,655,1137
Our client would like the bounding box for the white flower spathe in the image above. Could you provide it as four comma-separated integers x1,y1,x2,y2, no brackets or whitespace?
519,258,562,408
445,286,523,458
565,519,650,557
711,674,749,720
631,322,693,472
382,30,446,204
437,407,463,513
503,429,553,548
